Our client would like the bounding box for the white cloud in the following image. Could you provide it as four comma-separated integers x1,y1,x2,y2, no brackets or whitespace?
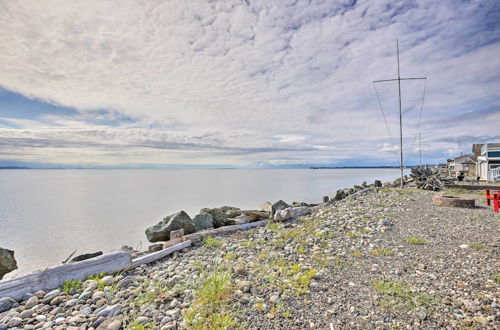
0,0,499,166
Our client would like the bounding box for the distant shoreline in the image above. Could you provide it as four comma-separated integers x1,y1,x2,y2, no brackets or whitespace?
0,166,421,170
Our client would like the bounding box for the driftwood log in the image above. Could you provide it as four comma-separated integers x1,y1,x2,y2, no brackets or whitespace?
0,251,131,300
410,167,452,191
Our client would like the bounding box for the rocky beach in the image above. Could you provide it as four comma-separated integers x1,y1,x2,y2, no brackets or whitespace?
0,185,499,329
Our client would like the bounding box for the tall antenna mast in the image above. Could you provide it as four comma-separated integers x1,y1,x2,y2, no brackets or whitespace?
373,40,426,188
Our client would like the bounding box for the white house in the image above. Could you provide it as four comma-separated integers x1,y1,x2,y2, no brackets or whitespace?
476,143,500,182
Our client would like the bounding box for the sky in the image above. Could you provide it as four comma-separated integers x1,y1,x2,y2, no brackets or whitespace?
0,0,499,168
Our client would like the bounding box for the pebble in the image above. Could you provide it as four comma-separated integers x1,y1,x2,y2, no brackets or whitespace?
43,289,61,301
35,315,47,322
7,317,23,327
25,296,39,309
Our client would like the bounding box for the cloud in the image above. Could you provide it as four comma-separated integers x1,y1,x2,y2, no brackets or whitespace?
0,0,499,167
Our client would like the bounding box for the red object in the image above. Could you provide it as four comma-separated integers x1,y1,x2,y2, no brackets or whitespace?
485,189,500,213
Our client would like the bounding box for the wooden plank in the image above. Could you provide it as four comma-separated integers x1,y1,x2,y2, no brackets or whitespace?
0,251,131,300
131,240,191,268
184,220,267,242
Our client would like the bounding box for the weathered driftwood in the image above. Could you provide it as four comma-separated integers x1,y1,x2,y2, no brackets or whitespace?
0,251,131,300
131,240,191,268
184,220,267,242
410,167,452,191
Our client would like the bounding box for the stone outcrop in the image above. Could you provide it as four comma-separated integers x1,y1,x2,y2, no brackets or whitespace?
193,213,214,232
0,247,17,280
145,211,196,243
199,206,241,228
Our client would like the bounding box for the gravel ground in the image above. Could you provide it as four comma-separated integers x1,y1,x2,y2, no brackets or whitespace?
0,187,499,329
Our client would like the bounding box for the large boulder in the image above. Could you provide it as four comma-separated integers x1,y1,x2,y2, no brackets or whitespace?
331,189,349,201
193,213,214,231
274,206,310,222
272,200,290,211
0,247,17,280
259,202,274,216
199,206,241,228
145,211,195,243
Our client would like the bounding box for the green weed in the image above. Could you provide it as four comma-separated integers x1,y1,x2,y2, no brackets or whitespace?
406,237,426,245
370,248,395,256
203,236,223,248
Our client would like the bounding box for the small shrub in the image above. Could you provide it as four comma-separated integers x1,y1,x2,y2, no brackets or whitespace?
491,273,500,284
406,237,426,245
373,279,436,312
63,279,82,294
202,236,223,248
184,265,237,329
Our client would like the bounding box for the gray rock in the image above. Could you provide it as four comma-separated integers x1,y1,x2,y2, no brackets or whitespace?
272,200,290,211
65,298,78,308
259,202,274,215
198,206,241,228
145,211,196,242
332,189,349,201
100,275,114,286
116,276,133,288
25,296,38,309
78,288,93,301
274,206,310,222
54,317,65,325
35,315,47,323
96,304,122,318
193,213,214,231
21,292,33,301
0,247,17,279
20,309,34,319
0,324,7,330
0,297,19,313
6,317,22,327
136,316,149,324
43,289,61,301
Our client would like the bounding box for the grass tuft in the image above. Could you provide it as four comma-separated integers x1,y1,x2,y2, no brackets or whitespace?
370,248,395,256
63,279,82,294
406,237,426,245
203,236,223,248
184,265,237,329
373,279,437,313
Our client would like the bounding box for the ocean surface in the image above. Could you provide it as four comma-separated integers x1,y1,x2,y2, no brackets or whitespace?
0,168,407,278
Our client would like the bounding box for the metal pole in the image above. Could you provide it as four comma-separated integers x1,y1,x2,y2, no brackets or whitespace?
419,132,422,166
397,40,403,188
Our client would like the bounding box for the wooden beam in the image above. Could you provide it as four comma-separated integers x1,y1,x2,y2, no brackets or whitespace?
0,251,131,300
131,240,191,268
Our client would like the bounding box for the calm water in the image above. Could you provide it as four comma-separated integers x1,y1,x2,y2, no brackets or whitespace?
0,168,405,278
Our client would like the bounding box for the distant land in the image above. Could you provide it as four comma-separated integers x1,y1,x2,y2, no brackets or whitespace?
0,165,422,170
0,166,30,169
310,166,419,169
